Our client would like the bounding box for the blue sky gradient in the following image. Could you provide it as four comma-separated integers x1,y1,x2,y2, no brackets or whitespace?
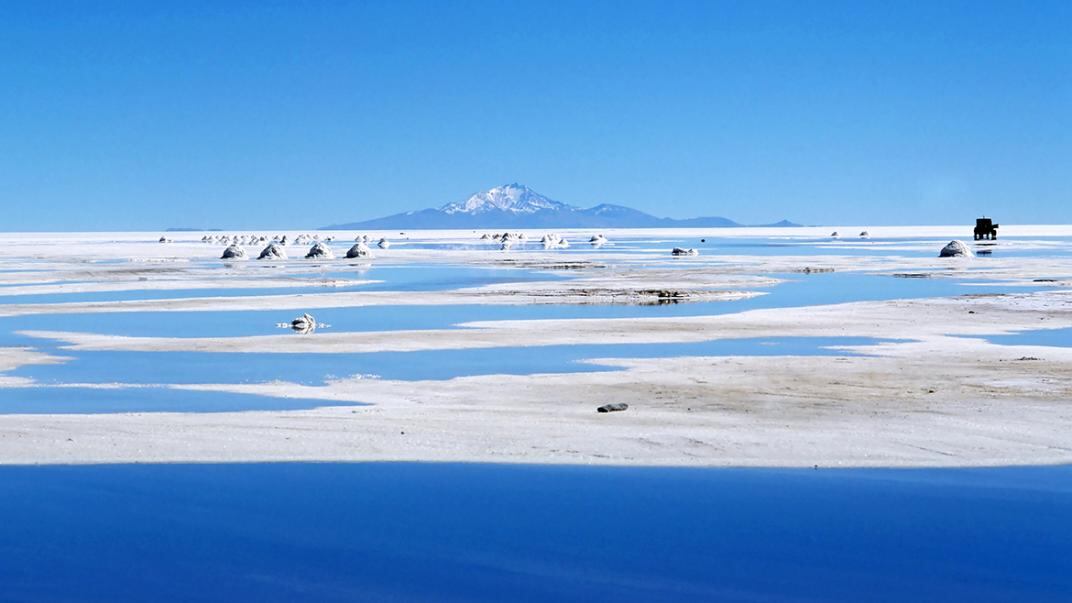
2,1,1069,230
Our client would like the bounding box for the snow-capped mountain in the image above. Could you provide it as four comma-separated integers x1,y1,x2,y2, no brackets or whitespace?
322,184,796,229
440,183,570,215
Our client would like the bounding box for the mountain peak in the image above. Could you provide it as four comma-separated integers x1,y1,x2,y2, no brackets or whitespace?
322,184,789,230
440,183,572,215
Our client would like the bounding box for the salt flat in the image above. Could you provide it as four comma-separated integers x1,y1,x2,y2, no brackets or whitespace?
0,227,1070,466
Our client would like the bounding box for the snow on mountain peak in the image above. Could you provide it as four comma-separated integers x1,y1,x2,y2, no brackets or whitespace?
441,183,573,215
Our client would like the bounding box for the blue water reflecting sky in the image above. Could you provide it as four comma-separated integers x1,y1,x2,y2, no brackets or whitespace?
983,327,1072,348
0,463,1068,602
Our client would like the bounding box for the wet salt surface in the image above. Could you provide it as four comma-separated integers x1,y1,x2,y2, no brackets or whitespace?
10,335,889,387
0,236,1064,414
3,233,1068,306
441,234,1072,258
0,272,1040,340
0,272,1052,414
0,264,566,304
2,235,1071,600
0,386,360,414
0,463,1068,603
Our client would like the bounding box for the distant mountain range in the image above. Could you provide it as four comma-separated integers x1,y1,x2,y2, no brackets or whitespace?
321,184,798,230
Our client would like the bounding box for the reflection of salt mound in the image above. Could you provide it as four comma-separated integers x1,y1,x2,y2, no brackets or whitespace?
305,242,335,259
672,247,698,256
221,245,247,259
346,242,373,259
258,243,287,260
290,313,317,334
939,240,973,258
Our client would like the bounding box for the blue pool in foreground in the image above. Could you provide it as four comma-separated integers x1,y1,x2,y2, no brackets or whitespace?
0,463,1069,602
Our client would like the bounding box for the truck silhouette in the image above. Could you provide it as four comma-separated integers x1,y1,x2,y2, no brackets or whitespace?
974,217,999,240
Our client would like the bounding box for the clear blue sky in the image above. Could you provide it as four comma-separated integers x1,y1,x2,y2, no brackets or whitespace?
2,1,1069,230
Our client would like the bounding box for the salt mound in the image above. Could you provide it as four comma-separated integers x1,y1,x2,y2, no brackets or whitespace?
672,247,698,256
939,240,973,258
540,233,560,248
258,243,287,260
345,242,373,259
377,237,391,249
221,245,246,260
305,242,335,259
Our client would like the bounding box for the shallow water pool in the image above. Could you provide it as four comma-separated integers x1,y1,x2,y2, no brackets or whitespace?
7,336,888,403
0,462,1068,602
983,327,1072,348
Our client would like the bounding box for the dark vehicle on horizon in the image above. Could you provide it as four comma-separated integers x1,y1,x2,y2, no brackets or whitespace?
974,217,999,240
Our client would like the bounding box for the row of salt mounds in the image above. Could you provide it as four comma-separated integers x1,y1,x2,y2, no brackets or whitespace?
939,240,973,258
221,240,388,261
828,231,870,239
481,232,527,242
210,233,340,246
294,234,334,245
305,242,335,259
346,242,374,258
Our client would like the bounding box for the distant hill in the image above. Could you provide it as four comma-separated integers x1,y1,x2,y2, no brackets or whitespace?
321,184,797,230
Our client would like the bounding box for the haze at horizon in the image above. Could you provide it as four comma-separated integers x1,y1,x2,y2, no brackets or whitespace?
1,1,1069,231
